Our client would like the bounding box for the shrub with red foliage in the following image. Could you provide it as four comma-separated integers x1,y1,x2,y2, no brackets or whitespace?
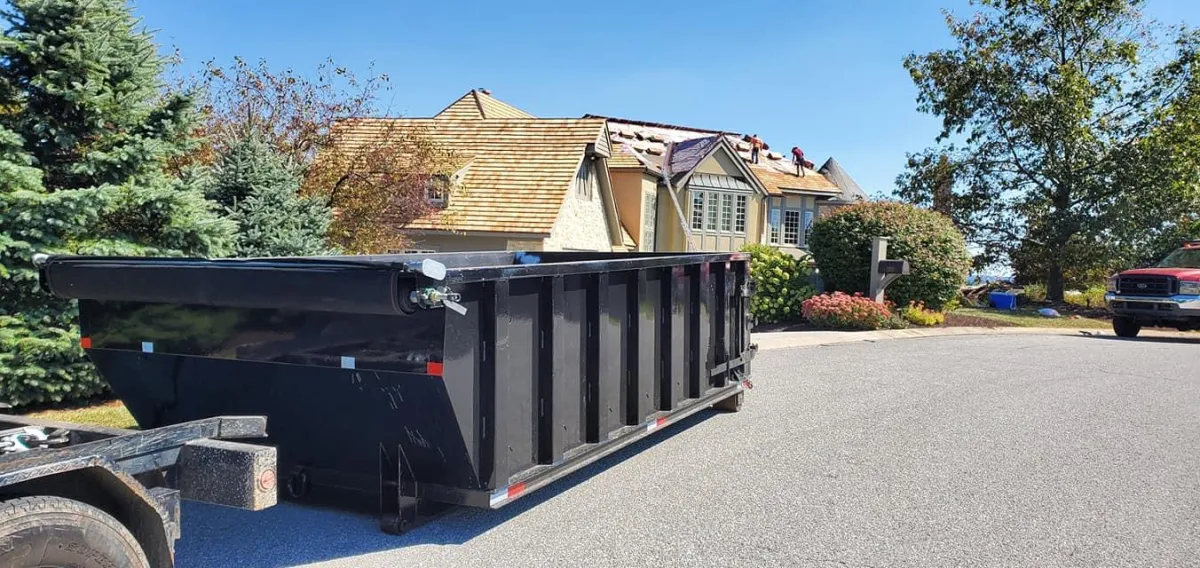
801,292,896,330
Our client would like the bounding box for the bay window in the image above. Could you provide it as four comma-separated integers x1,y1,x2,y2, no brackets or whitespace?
690,189,748,235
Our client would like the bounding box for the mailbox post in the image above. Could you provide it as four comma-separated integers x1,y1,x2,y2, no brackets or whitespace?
869,237,910,303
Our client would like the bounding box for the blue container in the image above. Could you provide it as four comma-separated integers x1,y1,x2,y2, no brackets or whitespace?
989,291,1018,311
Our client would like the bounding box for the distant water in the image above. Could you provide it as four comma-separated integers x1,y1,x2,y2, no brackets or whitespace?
966,274,1014,285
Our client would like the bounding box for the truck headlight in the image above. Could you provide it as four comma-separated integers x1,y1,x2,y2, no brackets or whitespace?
1181,281,1200,295
1106,276,1119,293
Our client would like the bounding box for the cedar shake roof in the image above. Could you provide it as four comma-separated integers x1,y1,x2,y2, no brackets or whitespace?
334,116,607,234
435,89,536,120
749,163,839,194
592,115,840,196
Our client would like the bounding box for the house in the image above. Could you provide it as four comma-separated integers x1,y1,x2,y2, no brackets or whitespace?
592,115,866,254
333,90,631,253
333,89,866,254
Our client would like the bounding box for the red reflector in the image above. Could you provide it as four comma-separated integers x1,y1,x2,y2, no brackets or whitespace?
80,337,92,349
426,361,444,377
656,417,666,427
507,482,526,499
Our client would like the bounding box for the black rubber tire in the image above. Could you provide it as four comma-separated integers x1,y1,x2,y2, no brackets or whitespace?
1113,316,1142,338
713,391,744,413
0,496,149,568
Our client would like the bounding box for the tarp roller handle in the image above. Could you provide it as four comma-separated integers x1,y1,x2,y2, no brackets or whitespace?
404,258,468,316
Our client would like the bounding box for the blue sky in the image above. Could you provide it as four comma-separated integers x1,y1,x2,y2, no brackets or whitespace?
137,0,1200,196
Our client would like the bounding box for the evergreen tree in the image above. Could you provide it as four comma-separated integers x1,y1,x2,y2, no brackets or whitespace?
0,0,233,406
206,134,334,257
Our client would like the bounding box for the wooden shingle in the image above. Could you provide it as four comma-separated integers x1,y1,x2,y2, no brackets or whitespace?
434,89,536,120
334,117,606,234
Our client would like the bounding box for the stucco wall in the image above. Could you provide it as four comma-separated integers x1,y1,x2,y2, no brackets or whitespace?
694,150,742,176
610,169,644,246
545,161,612,251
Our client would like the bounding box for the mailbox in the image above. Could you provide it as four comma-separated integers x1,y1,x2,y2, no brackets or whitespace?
878,259,910,276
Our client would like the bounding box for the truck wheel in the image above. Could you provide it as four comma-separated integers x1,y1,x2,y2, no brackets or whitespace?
1113,316,1141,338
0,496,149,568
713,391,744,413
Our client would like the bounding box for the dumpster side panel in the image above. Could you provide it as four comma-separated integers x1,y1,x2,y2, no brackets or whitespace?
550,275,588,462
597,272,633,438
666,266,690,410
492,279,541,485
635,269,663,423
85,350,481,499
442,282,495,482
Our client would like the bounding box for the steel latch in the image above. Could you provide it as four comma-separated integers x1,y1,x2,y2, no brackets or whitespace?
411,287,468,315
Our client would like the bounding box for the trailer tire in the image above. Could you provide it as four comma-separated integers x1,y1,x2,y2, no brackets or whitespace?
0,496,149,568
713,391,743,413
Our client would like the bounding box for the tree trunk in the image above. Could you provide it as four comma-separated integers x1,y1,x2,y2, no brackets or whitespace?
1047,260,1065,303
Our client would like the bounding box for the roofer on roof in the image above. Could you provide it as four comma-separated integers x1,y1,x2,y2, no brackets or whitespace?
791,146,806,177
750,134,763,163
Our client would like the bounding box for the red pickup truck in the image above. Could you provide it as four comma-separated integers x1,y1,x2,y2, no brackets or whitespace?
1105,241,1200,337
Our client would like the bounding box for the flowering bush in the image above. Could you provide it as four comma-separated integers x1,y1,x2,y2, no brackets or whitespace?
801,292,897,330
902,302,946,327
808,202,971,311
742,244,816,324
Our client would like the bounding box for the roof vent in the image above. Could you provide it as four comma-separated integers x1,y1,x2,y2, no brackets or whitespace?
478,88,491,95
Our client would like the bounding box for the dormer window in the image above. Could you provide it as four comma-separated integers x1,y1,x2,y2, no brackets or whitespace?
425,174,450,207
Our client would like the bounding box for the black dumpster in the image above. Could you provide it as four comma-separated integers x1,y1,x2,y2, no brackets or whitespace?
39,250,756,532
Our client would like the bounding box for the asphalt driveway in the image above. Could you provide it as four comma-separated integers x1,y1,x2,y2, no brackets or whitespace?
176,334,1200,568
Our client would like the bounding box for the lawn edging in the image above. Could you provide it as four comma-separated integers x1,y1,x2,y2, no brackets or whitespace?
753,326,1196,351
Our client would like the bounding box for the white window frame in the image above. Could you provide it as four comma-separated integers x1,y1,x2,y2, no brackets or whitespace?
690,189,749,236
424,174,449,207
770,196,818,248
783,210,802,246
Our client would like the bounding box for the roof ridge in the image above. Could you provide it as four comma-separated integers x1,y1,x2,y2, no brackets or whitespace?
432,90,483,119
470,90,487,118
586,114,730,135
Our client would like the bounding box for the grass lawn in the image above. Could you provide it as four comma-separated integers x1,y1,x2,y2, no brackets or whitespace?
951,307,1112,329
24,400,138,430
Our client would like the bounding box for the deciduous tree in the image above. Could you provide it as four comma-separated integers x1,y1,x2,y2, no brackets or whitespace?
901,0,1200,299
185,57,452,253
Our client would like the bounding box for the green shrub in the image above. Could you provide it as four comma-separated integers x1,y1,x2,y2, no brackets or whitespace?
801,292,894,330
742,243,815,323
902,302,946,326
1021,283,1048,303
1064,285,1107,308
808,202,971,311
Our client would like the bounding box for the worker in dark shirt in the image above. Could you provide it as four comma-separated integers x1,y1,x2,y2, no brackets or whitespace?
791,146,806,176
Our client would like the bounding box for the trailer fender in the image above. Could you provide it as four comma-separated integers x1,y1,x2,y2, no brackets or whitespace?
0,456,176,568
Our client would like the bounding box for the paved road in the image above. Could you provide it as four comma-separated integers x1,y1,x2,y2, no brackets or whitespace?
176,334,1200,568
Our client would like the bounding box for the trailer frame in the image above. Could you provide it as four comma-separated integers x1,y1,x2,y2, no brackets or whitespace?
0,412,276,567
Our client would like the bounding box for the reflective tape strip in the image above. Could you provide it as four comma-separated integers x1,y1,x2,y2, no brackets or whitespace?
646,417,667,432
141,342,154,353
341,356,355,369
489,482,527,507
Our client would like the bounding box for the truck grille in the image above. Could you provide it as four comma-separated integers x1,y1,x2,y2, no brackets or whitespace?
1117,275,1176,297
